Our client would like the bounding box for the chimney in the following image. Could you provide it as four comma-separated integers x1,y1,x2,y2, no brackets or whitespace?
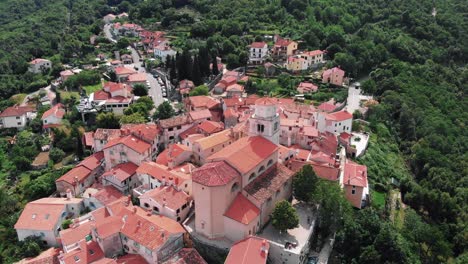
147,209,152,216
132,206,137,214
125,195,131,206
174,177,179,187
168,177,173,186
66,189,72,200
123,84,128,98
161,175,166,185
260,240,268,257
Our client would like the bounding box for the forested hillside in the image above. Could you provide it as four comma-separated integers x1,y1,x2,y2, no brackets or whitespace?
0,0,466,263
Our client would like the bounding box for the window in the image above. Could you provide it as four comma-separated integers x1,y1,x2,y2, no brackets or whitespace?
248,173,256,182
258,166,265,174
176,208,180,214
168,128,173,131
177,216,181,222
74,256,80,262
144,203,149,208
289,127,292,131
133,241,140,248
16,116,20,119
267,159,273,166
176,125,181,130
352,186,356,195
185,183,188,188
274,122,279,131
44,120,47,123
109,150,114,155
231,182,239,192
17,122,22,125
211,148,214,152
257,124,265,133
276,190,280,197
153,206,159,212
89,249,95,255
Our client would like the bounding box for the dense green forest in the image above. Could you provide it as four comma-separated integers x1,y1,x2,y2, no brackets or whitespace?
0,0,466,263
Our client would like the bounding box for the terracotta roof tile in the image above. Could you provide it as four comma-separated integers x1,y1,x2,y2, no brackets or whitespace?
225,236,269,264
61,241,104,264
114,66,137,75
197,120,224,134
137,161,185,182
92,185,124,206
93,90,111,101
326,111,353,121
165,248,208,264
192,161,240,187
193,130,232,150
0,105,35,117
104,134,151,154
189,109,212,121
208,136,278,174
244,164,294,204
188,96,219,109
224,194,260,225
78,151,104,171
344,161,368,187
18,247,60,264
140,185,190,210
42,103,65,120
56,165,92,185
93,128,122,141
59,220,92,247
102,162,138,182
159,115,190,128
155,144,190,166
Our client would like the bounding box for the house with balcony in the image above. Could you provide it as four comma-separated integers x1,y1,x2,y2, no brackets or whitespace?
249,42,269,65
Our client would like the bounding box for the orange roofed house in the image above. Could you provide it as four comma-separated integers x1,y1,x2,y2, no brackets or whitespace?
90,198,186,263
42,103,65,129
0,105,36,129
56,152,105,197
322,67,345,86
272,35,298,61
342,160,369,208
191,98,295,243
14,198,83,247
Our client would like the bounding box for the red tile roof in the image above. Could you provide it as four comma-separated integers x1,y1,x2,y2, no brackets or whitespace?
322,67,345,78
83,132,94,147
179,79,194,89
189,109,212,121
61,241,104,264
208,136,278,174
137,161,184,182
188,96,219,109
93,128,122,140
18,247,60,264
304,50,324,56
121,123,159,143
224,194,260,225
59,220,92,246
114,66,137,75
250,42,267,49
302,126,319,137
78,151,104,171
56,165,92,185
104,134,151,154
42,103,65,120
115,254,148,264
255,97,277,106
326,111,353,121
225,236,269,264
165,248,208,264
226,83,244,92
244,164,294,204
140,185,190,210
93,90,110,101
15,198,82,231
155,144,190,166
105,96,132,103
0,105,35,117
224,108,239,119
344,161,368,187
297,82,318,93
127,73,147,82
92,185,124,206
159,115,190,128
192,161,240,187
102,162,138,182
310,132,338,157
318,102,336,112
197,120,223,134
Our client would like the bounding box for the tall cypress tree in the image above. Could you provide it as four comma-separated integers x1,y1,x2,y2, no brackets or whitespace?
198,46,211,77
211,55,219,76
192,56,203,86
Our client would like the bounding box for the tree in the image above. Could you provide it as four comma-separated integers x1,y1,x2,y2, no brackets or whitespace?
198,46,211,77
211,55,219,76
116,37,131,50
49,148,65,163
120,112,146,124
189,85,209,96
153,101,175,120
61,219,73,230
133,83,148,96
271,200,299,233
293,165,318,202
96,112,120,129
191,56,203,86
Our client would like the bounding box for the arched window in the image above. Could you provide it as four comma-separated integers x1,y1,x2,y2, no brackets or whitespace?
248,173,256,182
231,182,239,192
258,165,265,174
267,159,273,166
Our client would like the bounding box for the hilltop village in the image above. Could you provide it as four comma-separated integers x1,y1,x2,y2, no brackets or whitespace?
5,12,376,264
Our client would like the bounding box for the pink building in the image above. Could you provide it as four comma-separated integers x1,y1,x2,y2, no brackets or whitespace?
139,185,192,222
296,82,318,94
322,67,345,86
342,160,369,209
101,162,139,194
